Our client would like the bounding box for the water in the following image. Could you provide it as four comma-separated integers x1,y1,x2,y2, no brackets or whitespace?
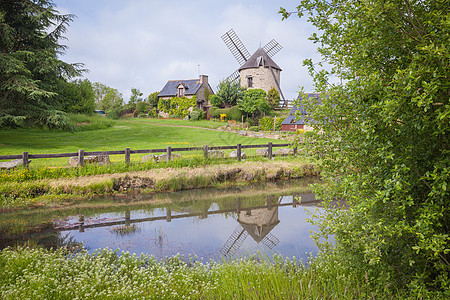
0,179,324,261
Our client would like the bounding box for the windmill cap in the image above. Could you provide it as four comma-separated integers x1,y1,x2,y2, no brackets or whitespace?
238,48,282,71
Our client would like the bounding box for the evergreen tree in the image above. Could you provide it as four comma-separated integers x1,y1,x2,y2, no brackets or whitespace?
0,0,84,129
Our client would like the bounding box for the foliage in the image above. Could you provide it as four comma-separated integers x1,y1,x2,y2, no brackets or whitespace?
0,0,83,130
147,91,159,108
214,78,245,107
267,87,281,109
0,247,402,299
157,96,196,118
189,107,205,121
259,117,283,131
248,126,259,132
283,0,449,296
136,101,149,114
92,83,123,113
56,79,96,114
209,94,222,107
238,89,270,118
129,88,143,105
209,106,243,121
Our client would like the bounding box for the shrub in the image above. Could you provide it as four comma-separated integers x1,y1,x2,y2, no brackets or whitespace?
106,107,121,119
209,106,242,121
189,108,205,121
259,117,283,131
249,126,259,132
136,101,149,114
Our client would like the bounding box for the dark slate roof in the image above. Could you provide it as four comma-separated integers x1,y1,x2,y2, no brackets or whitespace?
238,48,282,71
281,93,321,125
158,79,202,97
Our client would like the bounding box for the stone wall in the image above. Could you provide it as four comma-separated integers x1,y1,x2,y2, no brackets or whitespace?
239,66,281,95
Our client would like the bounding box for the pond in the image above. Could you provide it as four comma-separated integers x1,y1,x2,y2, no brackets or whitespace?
0,179,325,261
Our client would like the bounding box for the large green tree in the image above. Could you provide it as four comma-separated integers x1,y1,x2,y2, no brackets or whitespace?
0,0,83,129
212,78,245,107
237,89,270,118
282,0,449,296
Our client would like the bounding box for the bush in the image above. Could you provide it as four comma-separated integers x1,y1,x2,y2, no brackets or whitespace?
249,126,259,132
147,109,158,118
259,117,283,131
106,107,121,120
209,106,242,121
136,101,149,114
189,108,205,121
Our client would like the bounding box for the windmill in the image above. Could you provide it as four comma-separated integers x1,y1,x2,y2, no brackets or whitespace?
220,197,281,257
221,29,285,100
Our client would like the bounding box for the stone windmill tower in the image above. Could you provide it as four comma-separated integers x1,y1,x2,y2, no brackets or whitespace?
222,29,285,100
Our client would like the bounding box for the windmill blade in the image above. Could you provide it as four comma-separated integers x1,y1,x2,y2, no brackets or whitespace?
263,39,283,57
220,224,248,257
222,29,250,66
227,70,240,83
261,233,280,249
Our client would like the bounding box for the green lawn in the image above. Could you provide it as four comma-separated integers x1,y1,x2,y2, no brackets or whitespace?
0,118,285,166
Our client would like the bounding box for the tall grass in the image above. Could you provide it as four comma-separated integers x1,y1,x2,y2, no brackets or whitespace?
0,247,402,299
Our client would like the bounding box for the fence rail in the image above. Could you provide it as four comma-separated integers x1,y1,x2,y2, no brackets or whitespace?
0,143,295,168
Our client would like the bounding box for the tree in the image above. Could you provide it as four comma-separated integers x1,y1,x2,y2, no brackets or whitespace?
129,88,143,105
214,79,245,107
267,87,280,109
282,0,449,296
0,0,83,129
147,92,159,108
56,78,95,114
237,89,270,118
92,82,123,112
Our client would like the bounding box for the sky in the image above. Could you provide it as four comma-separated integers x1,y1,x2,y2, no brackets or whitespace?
53,0,323,102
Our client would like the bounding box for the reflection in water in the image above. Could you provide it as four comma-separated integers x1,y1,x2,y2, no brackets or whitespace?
0,180,324,261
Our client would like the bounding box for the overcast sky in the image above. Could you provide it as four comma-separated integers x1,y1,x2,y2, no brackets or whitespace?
54,0,323,102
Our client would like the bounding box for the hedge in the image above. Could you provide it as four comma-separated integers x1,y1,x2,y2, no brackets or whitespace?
259,117,283,131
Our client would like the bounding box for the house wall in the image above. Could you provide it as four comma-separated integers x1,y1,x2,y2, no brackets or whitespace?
281,124,314,132
282,124,304,132
239,66,281,95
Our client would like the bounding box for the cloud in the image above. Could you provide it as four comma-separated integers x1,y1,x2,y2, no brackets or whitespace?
55,0,322,101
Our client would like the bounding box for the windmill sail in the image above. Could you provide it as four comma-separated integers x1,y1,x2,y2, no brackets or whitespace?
263,39,283,58
227,70,240,83
222,29,250,66
260,232,280,249
220,224,249,257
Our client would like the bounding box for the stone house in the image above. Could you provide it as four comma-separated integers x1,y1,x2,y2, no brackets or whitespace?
158,75,214,111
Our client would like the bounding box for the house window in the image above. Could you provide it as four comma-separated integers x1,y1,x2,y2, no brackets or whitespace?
247,76,253,88
178,87,184,97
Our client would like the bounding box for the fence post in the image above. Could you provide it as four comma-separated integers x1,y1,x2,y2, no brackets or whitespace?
78,150,84,166
268,142,273,159
166,146,172,162
237,143,242,161
203,145,208,158
125,148,131,164
22,151,29,168
293,146,298,156
166,208,172,222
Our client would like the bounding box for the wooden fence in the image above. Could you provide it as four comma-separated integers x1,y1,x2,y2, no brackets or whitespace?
0,142,296,168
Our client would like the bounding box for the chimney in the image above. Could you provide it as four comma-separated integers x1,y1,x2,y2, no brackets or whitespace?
199,75,208,85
